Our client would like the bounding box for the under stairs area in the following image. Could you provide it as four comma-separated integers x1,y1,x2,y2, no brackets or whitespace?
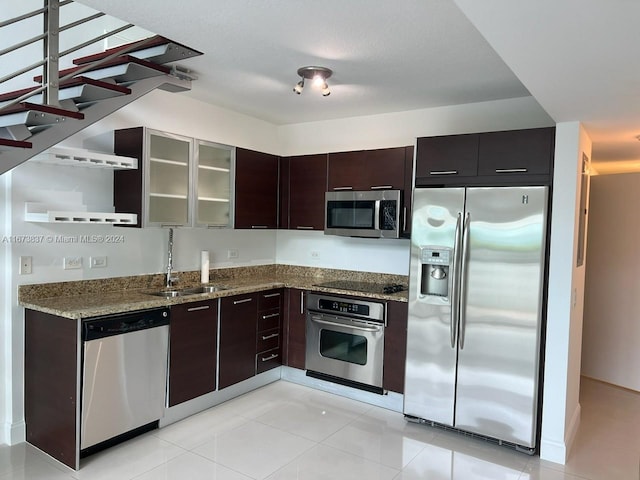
0,0,202,176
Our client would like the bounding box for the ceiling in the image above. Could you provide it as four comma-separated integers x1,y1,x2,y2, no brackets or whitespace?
76,0,640,172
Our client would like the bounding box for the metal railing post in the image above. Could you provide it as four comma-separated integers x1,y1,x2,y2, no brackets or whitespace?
43,0,61,106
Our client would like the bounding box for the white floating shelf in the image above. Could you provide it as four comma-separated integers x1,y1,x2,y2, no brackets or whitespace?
31,146,137,169
25,196,136,225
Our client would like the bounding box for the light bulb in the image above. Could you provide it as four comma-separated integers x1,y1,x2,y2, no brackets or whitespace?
321,82,330,96
312,74,324,87
293,80,304,94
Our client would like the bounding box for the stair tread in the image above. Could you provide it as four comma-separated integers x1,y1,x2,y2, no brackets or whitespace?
0,102,84,119
73,35,202,65
0,77,130,103
34,55,170,83
0,138,32,148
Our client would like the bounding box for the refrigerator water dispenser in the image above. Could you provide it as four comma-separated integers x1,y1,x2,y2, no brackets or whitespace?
419,247,452,301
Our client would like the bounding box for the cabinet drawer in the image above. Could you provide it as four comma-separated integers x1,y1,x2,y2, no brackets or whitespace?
259,290,282,310
258,309,280,332
256,347,281,374
257,327,280,353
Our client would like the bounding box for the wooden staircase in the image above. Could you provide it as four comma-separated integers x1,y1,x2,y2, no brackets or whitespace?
0,1,202,175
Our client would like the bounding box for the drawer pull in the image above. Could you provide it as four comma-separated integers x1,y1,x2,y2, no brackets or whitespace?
251,225,268,229
370,185,392,190
333,186,353,191
296,226,314,230
263,293,281,298
262,313,279,320
495,168,528,173
233,298,253,305
187,305,210,312
262,333,279,340
261,353,279,362
429,170,458,175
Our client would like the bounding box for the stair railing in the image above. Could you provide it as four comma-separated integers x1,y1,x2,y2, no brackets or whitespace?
0,0,157,114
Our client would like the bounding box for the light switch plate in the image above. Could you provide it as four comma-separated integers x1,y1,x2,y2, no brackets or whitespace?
64,256,82,270
90,256,107,268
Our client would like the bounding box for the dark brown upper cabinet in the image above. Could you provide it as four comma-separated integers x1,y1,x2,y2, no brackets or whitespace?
235,148,279,229
328,147,407,191
415,127,554,187
280,154,328,231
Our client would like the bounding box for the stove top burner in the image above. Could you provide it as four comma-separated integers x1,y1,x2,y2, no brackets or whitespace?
314,280,406,295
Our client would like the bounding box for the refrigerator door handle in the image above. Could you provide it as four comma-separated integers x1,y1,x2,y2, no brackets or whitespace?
459,212,471,349
450,212,462,349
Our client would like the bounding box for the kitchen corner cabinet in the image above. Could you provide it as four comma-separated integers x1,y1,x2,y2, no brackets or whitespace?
284,288,306,370
218,293,258,389
235,148,279,229
327,147,408,191
280,154,328,230
256,289,283,373
168,300,218,406
114,127,233,227
383,300,408,394
415,127,555,186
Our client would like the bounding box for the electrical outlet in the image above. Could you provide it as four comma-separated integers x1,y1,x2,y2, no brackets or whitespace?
63,256,82,270
310,251,320,258
19,256,32,275
227,249,239,259
90,256,107,268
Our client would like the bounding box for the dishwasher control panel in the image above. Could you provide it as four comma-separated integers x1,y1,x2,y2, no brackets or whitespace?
83,308,169,341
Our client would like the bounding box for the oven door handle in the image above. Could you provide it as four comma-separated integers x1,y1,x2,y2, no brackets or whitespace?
311,316,383,333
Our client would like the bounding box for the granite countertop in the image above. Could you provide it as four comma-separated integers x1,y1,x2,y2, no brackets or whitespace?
19,265,408,320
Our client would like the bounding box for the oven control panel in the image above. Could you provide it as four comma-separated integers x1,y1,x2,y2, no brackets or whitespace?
318,299,370,316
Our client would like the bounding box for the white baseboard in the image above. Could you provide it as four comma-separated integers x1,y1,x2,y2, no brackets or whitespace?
1,419,25,446
539,403,581,465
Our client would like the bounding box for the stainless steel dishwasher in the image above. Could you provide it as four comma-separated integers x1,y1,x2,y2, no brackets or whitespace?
81,308,169,451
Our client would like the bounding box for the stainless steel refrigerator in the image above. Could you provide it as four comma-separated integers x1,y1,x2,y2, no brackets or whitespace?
404,186,548,451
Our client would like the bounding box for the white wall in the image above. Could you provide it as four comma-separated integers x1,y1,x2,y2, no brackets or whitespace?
582,173,640,391
540,122,592,464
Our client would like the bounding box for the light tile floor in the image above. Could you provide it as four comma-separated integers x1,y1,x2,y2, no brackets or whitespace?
1,377,638,479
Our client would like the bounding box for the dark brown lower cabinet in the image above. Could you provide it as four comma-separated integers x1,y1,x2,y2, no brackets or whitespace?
168,300,217,406
25,309,78,469
256,289,283,373
284,288,306,370
219,293,258,389
383,301,408,394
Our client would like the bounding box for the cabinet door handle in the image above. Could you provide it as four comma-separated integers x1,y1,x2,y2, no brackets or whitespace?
263,293,281,298
187,305,210,312
300,291,305,315
261,353,279,362
333,186,353,191
233,298,253,305
262,333,279,340
296,226,314,230
370,185,392,190
495,168,528,173
403,207,407,232
251,225,268,229
262,313,279,320
429,170,458,175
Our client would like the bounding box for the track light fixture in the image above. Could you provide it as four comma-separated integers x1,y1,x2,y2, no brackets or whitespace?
293,66,332,96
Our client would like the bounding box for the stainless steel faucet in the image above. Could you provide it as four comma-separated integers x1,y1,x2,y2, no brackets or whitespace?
166,228,178,288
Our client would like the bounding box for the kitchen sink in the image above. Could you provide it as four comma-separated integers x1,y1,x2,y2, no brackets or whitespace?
147,285,228,298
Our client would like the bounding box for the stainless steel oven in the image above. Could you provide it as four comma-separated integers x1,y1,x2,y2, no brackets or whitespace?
305,293,386,394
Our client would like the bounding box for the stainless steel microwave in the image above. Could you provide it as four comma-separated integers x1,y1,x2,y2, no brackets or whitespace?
325,190,403,238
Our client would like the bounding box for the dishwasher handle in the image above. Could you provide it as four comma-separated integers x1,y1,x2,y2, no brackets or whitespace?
83,308,170,341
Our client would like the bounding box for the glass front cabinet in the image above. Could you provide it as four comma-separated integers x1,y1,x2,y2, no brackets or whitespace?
114,127,234,228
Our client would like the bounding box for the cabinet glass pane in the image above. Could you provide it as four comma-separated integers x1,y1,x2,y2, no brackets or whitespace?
149,196,188,224
150,134,189,164
149,162,189,197
196,142,232,226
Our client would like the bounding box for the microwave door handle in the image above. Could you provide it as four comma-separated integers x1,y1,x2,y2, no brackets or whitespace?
374,200,381,230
